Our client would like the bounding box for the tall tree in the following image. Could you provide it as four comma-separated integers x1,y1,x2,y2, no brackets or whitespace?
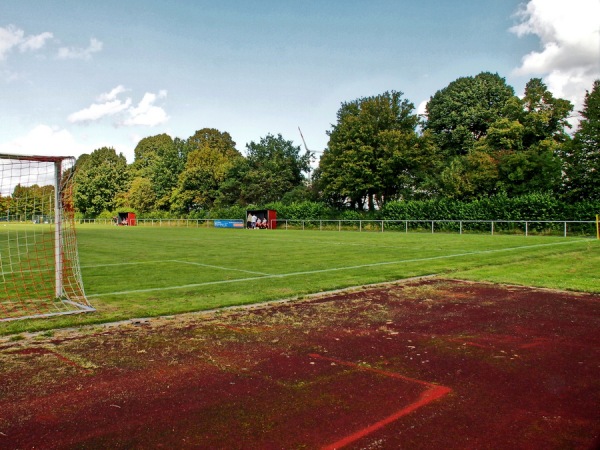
561,79,600,202
425,72,515,158
520,78,573,148
170,128,241,213
318,91,424,210
131,133,185,211
431,76,571,199
245,133,310,204
216,134,311,206
73,147,129,217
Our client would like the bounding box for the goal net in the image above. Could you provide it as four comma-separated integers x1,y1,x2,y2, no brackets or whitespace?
0,154,93,322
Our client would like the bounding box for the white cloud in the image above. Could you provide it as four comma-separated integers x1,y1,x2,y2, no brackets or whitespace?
97,85,128,102
0,124,83,157
122,91,169,126
68,86,169,127
19,31,54,52
68,97,132,123
0,25,53,60
511,0,600,110
57,37,103,60
416,99,428,117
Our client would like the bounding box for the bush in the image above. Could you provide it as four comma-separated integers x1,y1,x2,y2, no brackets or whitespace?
380,194,599,221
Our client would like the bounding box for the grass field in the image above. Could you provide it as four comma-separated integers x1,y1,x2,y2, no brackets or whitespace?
1,225,599,335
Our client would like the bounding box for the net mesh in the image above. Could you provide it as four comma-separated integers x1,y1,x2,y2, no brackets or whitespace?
0,154,93,321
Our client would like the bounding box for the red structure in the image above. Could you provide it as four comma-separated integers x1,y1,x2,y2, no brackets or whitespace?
246,209,277,229
117,212,136,226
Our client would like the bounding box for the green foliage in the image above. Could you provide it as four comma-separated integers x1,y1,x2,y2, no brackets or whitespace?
129,133,187,211
205,205,247,220
66,74,592,217
73,147,129,217
561,80,600,202
425,72,515,157
433,77,570,200
128,177,156,213
264,201,332,220
380,194,598,222
319,91,428,210
170,128,242,214
5,184,54,220
215,134,311,207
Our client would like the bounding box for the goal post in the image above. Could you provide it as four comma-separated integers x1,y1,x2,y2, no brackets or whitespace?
0,153,94,322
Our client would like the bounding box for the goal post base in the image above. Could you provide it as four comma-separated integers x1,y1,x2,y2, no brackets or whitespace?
0,303,96,323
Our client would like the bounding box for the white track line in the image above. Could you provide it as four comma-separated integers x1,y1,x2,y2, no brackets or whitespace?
88,239,590,298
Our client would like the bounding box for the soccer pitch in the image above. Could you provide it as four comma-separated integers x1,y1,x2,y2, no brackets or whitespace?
2,225,599,334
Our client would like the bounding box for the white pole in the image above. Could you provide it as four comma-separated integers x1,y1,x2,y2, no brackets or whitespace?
54,160,63,298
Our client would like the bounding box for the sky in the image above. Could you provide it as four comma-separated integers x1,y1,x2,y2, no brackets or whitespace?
1,0,599,164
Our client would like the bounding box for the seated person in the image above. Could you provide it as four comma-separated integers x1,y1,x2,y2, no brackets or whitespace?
255,218,262,228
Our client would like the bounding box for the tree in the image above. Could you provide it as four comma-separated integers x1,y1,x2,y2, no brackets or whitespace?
131,133,187,211
73,147,129,217
216,134,311,207
493,79,570,196
170,129,241,213
425,72,515,158
128,177,156,213
430,76,570,199
520,78,573,148
561,79,600,202
318,91,424,210
246,133,310,204
8,184,54,219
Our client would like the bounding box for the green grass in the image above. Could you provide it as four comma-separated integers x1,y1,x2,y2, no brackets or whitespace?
1,225,598,335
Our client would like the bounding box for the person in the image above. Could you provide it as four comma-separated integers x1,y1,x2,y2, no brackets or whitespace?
256,218,262,228
247,212,252,229
251,214,257,229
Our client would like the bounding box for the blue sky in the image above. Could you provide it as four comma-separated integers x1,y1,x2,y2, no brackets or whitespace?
1,0,599,163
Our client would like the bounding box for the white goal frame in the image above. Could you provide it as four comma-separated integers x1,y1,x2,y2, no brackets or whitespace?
0,153,94,322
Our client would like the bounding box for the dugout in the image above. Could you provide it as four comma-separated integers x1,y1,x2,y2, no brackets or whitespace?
117,212,136,226
246,209,277,229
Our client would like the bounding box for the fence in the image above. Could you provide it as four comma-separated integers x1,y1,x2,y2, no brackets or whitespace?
75,218,598,238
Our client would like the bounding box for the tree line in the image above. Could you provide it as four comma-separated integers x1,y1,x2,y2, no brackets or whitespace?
60,73,600,219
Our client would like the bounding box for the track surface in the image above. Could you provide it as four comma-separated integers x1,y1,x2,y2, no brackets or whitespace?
1,279,599,449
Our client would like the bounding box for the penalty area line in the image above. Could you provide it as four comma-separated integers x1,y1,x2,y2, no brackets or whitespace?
88,239,588,298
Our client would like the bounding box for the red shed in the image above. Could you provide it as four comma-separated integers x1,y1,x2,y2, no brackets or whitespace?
246,209,277,229
117,212,136,226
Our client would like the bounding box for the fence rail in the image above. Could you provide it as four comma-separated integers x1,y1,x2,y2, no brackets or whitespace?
74,218,598,238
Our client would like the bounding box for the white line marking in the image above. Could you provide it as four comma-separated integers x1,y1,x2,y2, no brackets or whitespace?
81,260,175,268
88,239,590,298
172,260,271,276
82,259,271,276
